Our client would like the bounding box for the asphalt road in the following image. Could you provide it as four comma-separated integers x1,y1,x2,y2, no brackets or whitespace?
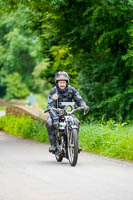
0,131,133,200
0,110,6,117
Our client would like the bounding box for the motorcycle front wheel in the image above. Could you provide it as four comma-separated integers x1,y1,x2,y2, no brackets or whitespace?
67,129,78,166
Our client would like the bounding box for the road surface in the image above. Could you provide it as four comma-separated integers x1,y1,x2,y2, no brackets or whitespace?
0,131,133,200
0,110,6,117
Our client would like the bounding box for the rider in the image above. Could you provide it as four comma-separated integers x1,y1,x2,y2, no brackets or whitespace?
46,71,89,152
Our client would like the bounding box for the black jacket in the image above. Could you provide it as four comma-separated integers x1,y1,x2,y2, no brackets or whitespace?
47,85,87,118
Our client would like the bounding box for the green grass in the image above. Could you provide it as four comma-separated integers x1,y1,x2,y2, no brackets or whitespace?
0,114,133,161
79,121,133,161
0,106,6,110
0,114,48,143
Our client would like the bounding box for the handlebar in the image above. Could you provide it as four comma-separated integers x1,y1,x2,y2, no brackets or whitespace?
44,106,87,115
44,107,58,113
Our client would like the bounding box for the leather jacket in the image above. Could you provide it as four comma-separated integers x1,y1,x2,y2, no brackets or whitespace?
47,85,87,119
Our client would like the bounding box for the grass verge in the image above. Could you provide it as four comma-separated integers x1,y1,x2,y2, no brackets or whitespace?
79,121,133,161
0,106,6,110
0,114,48,143
0,115,133,161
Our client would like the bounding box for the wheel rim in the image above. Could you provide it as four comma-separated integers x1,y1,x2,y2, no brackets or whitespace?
68,131,75,164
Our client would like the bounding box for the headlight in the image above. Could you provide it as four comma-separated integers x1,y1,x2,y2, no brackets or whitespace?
65,105,73,113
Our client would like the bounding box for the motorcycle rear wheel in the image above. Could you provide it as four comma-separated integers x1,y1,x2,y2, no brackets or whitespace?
67,129,78,166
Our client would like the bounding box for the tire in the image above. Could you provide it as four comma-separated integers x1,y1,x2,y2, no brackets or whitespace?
55,138,64,162
67,129,78,166
55,153,63,162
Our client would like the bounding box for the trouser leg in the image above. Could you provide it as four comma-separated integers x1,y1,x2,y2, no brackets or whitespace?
73,117,80,133
46,116,52,144
46,116,56,146
73,117,82,152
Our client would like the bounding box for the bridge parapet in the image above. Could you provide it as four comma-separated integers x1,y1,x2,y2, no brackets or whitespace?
6,104,48,122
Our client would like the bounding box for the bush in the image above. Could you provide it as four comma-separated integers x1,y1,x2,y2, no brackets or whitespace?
0,114,48,142
0,106,6,110
79,121,133,161
1,114,133,161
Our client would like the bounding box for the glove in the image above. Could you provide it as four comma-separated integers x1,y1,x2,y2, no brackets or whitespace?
53,117,59,129
83,105,89,114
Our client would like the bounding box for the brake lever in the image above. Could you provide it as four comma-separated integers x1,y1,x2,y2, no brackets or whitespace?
83,110,86,115
44,109,49,113
84,110,89,115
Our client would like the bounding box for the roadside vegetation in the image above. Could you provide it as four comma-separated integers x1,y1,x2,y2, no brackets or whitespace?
0,1,133,122
0,114,132,161
0,106,6,110
79,121,133,161
0,1,133,162
0,114,48,143
34,93,48,110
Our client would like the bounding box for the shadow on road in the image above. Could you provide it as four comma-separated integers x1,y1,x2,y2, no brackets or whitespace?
30,159,70,166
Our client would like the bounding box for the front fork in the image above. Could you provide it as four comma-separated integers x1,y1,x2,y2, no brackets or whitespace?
66,121,78,153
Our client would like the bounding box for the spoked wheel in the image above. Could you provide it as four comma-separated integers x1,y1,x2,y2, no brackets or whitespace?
67,129,78,166
55,139,64,162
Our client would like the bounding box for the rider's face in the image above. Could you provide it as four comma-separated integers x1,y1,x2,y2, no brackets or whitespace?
58,81,67,90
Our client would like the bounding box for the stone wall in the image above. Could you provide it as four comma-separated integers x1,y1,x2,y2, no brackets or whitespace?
0,99,26,106
6,105,48,123
0,99,9,106
0,98,48,122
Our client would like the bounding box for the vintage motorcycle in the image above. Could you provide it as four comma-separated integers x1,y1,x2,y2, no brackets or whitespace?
45,102,85,167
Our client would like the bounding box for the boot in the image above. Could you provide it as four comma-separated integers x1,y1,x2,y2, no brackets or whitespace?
78,146,82,153
49,145,56,153
49,135,56,153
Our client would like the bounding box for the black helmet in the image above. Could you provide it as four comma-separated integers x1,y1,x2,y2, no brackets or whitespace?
55,71,69,83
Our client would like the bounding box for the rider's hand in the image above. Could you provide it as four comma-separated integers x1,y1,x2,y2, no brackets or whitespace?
83,105,89,114
53,117,59,129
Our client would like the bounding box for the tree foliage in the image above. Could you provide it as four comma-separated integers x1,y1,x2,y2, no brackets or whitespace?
5,72,29,99
1,0,133,121
0,6,43,97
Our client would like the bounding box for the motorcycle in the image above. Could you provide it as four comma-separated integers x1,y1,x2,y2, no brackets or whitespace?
45,102,85,167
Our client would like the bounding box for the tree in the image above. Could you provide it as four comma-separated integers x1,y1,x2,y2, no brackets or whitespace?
5,72,29,99
0,6,43,97
2,0,133,120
